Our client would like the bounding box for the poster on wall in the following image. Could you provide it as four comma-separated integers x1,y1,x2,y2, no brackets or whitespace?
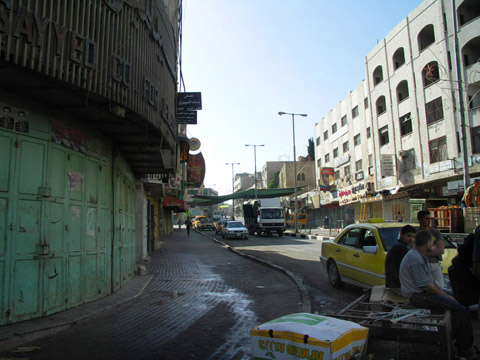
319,167,334,191
187,152,206,187
381,155,394,177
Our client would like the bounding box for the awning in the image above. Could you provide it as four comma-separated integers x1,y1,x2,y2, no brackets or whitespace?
192,187,299,206
163,195,186,212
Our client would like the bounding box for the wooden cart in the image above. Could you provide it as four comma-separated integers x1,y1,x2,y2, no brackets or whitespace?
331,293,453,360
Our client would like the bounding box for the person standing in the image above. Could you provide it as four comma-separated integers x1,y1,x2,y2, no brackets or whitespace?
396,212,403,222
385,225,415,290
324,216,329,229
185,218,192,236
399,230,477,360
417,210,445,288
461,178,480,209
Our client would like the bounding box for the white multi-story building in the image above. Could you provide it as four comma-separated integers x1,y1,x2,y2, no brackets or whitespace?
314,0,480,224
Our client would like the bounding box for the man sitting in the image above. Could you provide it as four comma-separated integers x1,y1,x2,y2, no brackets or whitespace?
399,230,477,359
385,225,415,290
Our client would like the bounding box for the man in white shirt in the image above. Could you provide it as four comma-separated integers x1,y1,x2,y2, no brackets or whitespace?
400,230,477,359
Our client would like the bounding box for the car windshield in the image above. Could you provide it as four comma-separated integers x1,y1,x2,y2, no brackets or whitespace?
261,208,284,219
378,227,402,251
227,221,243,228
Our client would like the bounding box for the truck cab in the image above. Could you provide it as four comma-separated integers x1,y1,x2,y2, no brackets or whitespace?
243,198,286,237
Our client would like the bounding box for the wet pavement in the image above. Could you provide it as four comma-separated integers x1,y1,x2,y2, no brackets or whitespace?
0,228,304,359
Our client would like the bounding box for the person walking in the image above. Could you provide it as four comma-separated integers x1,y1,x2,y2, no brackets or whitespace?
461,178,480,209
185,218,192,236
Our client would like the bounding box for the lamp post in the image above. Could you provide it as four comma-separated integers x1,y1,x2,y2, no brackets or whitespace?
278,111,307,234
226,162,240,219
245,144,264,199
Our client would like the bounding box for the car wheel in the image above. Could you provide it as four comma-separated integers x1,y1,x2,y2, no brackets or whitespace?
327,260,344,288
277,230,283,237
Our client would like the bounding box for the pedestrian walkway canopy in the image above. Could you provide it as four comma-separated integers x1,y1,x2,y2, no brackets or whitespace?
191,187,299,206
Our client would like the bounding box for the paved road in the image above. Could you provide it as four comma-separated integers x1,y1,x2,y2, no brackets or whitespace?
0,229,303,360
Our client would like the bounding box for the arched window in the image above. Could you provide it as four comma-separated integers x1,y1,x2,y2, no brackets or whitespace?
376,96,387,117
418,25,435,52
393,48,405,70
396,80,409,102
373,66,383,86
461,36,480,67
302,173,306,181
458,0,480,26
422,61,440,87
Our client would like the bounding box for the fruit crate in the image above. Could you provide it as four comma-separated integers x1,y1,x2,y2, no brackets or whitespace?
428,206,464,233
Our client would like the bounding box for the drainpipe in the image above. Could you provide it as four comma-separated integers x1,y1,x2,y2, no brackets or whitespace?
451,0,470,189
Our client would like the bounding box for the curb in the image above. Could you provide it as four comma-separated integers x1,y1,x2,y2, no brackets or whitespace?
198,231,311,313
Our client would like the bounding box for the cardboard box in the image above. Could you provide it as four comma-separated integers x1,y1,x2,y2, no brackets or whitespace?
251,313,368,360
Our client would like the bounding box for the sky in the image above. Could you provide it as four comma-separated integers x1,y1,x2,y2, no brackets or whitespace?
180,0,422,195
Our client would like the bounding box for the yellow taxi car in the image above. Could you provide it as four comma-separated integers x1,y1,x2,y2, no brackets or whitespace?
320,220,457,289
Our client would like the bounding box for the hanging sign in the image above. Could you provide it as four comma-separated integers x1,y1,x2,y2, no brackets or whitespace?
189,137,201,151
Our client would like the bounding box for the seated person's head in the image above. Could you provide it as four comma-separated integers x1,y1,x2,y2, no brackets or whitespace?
415,230,432,249
400,225,416,246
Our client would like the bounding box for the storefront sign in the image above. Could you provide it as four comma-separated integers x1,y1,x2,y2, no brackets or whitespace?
189,137,201,151
338,183,367,206
177,110,197,124
177,92,202,111
187,152,206,187
381,155,394,177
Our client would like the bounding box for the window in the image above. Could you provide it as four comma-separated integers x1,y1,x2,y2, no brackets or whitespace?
462,37,480,68
316,137,320,146
297,173,306,181
341,115,347,126
338,228,362,248
376,96,386,116
457,2,480,26
343,141,349,153
332,123,337,134
393,48,405,69
334,170,340,180
354,134,361,146
425,97,444,124
368,154,373,167
399,113,412,136
396,80,409,102
352,106,359,118
324,130,329,140
344,165,351,177
325,153,330,163
418,24,435,51
422,61,440,87
367,127,371,139
373,65,383,86
364,97,369,109
429,136,447,163
379,126,389,146
472,126,480,154
317,158,322,167
333,147,339,158
355,159,362,172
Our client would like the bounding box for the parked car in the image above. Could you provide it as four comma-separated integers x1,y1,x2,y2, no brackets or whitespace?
215,219,228,234
320,221,457,289
192,215,206,229
198,218,215,231
221,221,249,240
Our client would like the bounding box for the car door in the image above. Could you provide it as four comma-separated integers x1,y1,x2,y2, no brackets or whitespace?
334,227,364,282
354,228,386,286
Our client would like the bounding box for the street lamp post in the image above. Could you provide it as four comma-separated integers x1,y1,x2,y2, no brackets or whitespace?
245,144,264,200
226,162,240,219
278,111,308,234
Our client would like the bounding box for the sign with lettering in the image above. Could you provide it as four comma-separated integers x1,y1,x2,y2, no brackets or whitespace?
381,155,394,177
338,183,367,206
177,92,202,111
177,110,197,124
187,152,206,187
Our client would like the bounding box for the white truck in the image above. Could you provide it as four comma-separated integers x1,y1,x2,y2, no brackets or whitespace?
242,198,286,237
